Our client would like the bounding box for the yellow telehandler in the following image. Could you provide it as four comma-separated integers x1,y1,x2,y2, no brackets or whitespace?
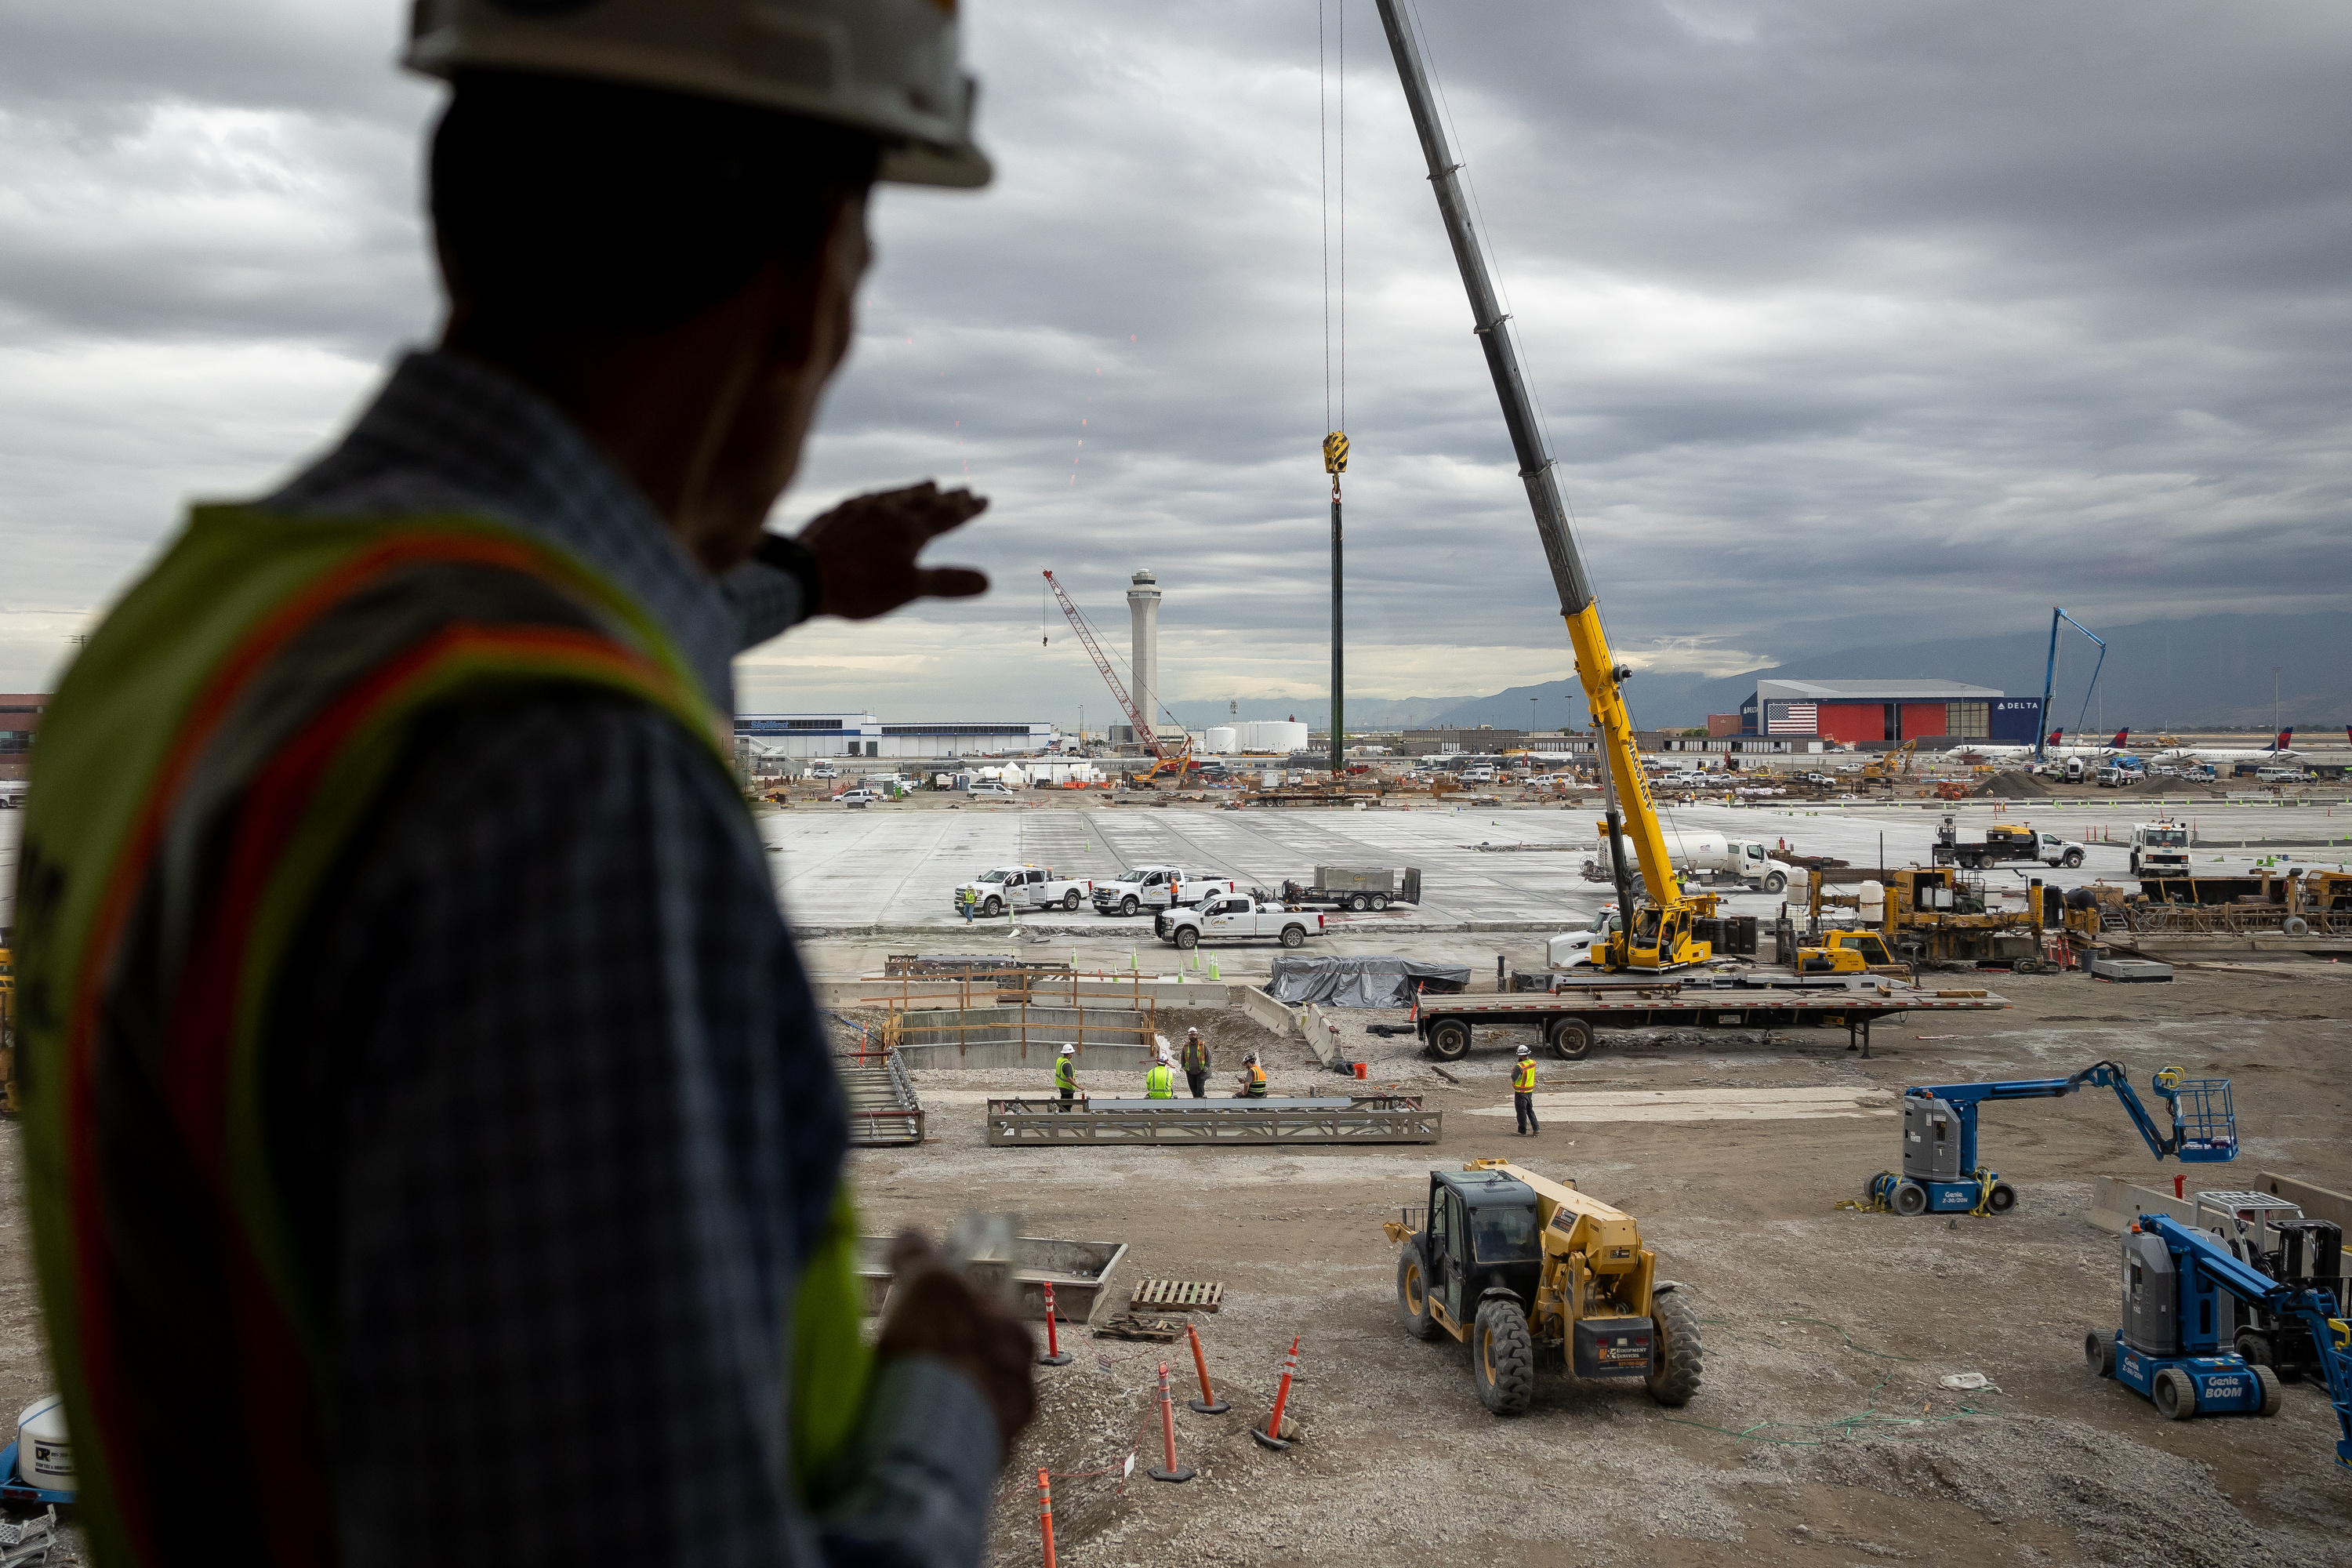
1384,1160,1702,1415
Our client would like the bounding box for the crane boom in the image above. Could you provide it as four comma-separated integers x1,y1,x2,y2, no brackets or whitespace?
1043,571,1190,771
1373,1,1707,967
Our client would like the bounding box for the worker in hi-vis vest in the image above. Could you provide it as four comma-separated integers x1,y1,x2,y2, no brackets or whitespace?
12,5,1035,1564
1054,1044,1080,1108
1180,1025,1212,1098
1240,1052,1271,1098
1145,1052,1178,1099
1514,1044,1542,1135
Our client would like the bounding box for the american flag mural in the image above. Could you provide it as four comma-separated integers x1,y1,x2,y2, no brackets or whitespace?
1766,702,1818,735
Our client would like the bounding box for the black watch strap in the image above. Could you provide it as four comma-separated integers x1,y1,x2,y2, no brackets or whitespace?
754,532,822,612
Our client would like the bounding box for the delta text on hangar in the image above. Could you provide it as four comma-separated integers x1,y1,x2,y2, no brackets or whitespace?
1736,680,2038,746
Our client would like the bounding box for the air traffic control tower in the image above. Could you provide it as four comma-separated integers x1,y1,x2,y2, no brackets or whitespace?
1127,568,1160,742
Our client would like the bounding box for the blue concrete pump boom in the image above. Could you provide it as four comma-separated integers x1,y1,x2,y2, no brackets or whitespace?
1867,1062,2235,1217
2090,1213,2352,1470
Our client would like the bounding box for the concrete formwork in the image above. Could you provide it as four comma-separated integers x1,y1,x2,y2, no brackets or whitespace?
887,1004,1159,1071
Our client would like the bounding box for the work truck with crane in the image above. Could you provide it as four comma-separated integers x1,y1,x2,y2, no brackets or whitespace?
1369,0,2010,1065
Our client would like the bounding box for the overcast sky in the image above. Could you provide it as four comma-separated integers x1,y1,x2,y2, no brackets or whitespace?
2,2,2347,731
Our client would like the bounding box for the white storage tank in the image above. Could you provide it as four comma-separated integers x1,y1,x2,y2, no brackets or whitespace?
1238,720,1309,753
1204,727,1237,754
1858,880,1886,923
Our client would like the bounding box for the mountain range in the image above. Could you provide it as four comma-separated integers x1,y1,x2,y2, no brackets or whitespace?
1167,612,2350,735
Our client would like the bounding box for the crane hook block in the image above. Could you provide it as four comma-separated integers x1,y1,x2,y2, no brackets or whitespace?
1323,430,1349,474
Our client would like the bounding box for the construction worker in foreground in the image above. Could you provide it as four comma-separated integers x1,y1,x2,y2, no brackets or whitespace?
12,5,1034,1564
1239,1051,1270,1098
1180,1025,1212,1098
1145,1051,1178,1100
1054,1043,1081,1109
1513,1044,1542,1135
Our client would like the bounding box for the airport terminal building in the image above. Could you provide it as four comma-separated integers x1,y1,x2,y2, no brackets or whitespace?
735,712,1057,760
1739,680,2040,745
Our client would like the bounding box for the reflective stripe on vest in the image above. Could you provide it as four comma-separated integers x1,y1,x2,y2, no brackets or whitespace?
1054,1057,1078,1091
1514,1060,1537,1091
15,506,868,1565
1146,1064,1174,1098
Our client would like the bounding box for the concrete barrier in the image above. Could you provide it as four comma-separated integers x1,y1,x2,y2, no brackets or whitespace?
1239,985,1300,1039
2088,1173,2352,1264
2256,1170,2352,1240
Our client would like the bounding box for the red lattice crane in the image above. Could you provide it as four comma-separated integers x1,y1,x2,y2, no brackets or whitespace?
1043,570,1195,780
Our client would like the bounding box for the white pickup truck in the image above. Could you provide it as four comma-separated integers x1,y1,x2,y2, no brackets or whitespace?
1156,894,1323,949
953,865,1094,916
1092,865,1237,917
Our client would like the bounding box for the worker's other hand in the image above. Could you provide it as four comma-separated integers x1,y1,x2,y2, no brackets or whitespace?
875,1230,1037,1456
797,481,988,619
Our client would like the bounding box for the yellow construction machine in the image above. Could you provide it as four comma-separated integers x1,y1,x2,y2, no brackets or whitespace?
1385,1160,1702,1415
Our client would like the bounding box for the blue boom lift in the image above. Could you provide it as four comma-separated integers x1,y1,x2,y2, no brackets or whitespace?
1867,1062,2235,1217
2089,1212,2352,1472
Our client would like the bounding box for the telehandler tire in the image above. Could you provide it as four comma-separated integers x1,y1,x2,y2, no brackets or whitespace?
1548,1018,1594,1061
1646,1288,1704,1407
1396,1244,1442,1342
1471,1298,1534,1415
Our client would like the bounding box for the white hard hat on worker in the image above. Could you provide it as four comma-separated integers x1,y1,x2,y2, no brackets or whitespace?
405,0,992,187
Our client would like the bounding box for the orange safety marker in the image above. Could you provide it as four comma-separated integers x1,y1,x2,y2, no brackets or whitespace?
1251,1335,1300,1450
1039,1280,1072,1367
1185,1321,1229,1414
1146,1362,1194,1483
1036,1469,1057,1568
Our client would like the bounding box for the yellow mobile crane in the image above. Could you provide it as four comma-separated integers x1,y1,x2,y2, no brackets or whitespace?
1374,2,1712,971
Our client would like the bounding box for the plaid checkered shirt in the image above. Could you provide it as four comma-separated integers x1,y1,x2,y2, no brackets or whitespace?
258,350,1000,1568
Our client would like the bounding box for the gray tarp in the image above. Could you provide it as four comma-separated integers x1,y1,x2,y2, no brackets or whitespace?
1265,956,1472,1008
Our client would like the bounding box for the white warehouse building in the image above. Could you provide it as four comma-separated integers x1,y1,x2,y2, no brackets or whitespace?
736,712,1058,760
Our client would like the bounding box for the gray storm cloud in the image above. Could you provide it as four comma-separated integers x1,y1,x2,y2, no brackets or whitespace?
1,2,2344,725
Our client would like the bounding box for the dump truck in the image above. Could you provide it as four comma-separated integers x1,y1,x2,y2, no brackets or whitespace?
1278,865,1423,912
1385,1159,1701,1415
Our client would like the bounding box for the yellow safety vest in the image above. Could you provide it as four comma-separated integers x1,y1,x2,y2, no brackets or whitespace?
1145,1063,1175,1098
1243,1063,1269,1098
1513,1058,1537,1092
1054,1055,1078,1091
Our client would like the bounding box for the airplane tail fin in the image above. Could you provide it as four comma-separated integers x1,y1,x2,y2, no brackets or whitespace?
2111,728,2129,748
2274,728,2293,752
2046,728,2063,746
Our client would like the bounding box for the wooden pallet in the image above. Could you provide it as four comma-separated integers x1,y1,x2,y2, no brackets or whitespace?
1130,1279,1224,1314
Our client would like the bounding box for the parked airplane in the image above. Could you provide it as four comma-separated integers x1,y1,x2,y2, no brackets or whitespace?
2147,728,2296,768
1953,727,2130,764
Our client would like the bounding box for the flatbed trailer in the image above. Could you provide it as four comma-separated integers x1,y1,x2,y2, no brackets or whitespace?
1417,975,2009,1062
985,1093,1439,1147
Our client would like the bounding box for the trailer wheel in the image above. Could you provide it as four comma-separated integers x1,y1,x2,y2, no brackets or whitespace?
2153,1367,2198,1421
2085,1331,2114,1378
1173,926,1198,949
2252,1363,2283,1415
2282,916,2309,936
1646,1287,1704,1406
1120,895,1139,916
1397,1243,1441,1341
1548,1018,1595,1061
1279,924,1307,948
1063,889,1083,910
1370,894,1389,911
1427,1018,1472,1061
1985,1181,2017,1214
1892,1181,1929,1217
1471,1298,1534,1416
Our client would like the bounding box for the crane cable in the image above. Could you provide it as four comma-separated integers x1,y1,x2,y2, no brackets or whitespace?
1320,1,1348,485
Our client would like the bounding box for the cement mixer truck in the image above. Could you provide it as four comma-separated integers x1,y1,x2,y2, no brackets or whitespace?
1583,832,1796,895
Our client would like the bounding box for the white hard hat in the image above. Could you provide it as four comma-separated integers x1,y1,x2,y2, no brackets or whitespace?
1060,1044,1075,1056
405,0,992,188
1516,1044,1532,1057
1186,1026,1201,1036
